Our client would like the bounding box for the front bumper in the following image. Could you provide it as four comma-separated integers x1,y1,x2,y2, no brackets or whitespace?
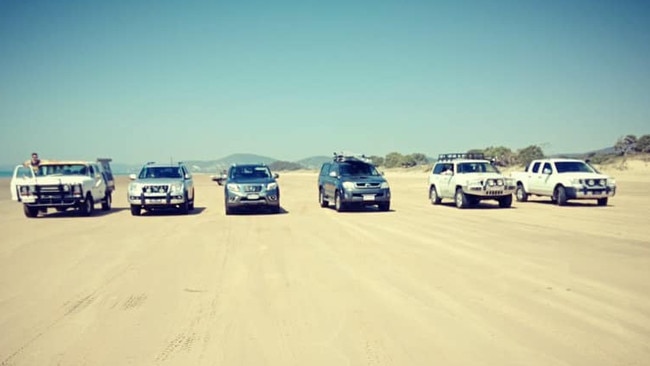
341,188,391,205
565,185,616,200
225,190,280,208
465,185,516,197
128,194,186,207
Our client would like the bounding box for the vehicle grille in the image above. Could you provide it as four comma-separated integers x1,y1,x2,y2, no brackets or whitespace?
584,179,606,187
243,185,263,192
143,185,169,193
38,185,65,193
354,182,381,189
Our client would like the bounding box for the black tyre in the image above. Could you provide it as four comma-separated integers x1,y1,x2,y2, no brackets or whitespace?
597,197,608,206
429,186,441,205
334,191,346,212
130,205,141,216
515,184,528,202
499,195,513,208
101,193,112,211
188,190,195,210
319,189,329,208
79,195,94,216
179,199,189,215
555,186,568,206
225,205,233,215
455,188,469,209
24,205,39,218
378,202,390,212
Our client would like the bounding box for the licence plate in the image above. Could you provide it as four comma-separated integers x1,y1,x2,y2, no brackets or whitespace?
363,194,375,201
247,194,260,200
147,198,166,204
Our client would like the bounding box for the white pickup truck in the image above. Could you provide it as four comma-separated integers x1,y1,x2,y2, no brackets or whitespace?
510,158,616,206
10,158,115,217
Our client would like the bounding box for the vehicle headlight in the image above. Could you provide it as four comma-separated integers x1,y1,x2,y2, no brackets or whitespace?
62,184,70,192
598,179,605,186
170,182,184,194
609,179,616,186
380,182,390,189
342,182,355,190
129,183,142,193
226,183,240,192
266,182,278,191
487,180,495,187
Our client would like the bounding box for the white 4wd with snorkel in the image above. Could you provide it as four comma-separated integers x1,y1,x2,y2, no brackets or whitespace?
10,158,115,218
428,153,516,208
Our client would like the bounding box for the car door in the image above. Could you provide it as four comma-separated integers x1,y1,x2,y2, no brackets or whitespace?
183,166,194,200
324,163,339,200
11,165,35,201
438,163,455,198
527,161,543,194
89,164,106,200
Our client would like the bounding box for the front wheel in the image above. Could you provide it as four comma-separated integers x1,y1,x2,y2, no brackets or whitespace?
515,184,528,202
555,186,568,206
597,197,608,206
79,195,94,216
378,202,390,212
24,205,39,218
319,189,329,208
130,205,141,216
429,186,441,205
335,191,346,212
455,188,469,209
101,193,112,211
498,195,513,208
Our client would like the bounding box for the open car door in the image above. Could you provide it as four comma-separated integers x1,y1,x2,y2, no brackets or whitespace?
10,165,35,201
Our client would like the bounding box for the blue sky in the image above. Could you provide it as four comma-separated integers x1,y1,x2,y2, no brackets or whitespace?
1,0,649,165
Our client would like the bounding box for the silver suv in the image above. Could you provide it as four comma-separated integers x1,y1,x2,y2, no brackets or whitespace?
127,162,195,215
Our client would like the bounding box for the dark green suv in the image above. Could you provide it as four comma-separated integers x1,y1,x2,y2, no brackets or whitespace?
318,154,391,212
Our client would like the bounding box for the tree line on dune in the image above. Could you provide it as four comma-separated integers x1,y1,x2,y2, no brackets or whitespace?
267,133,649,171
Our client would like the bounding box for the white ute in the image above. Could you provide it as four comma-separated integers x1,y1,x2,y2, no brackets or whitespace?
510,158,616,206
10,158,115,217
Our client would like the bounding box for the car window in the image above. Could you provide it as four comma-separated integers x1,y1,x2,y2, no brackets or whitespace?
531,162,541,173
555,161,595,173
320,163,331,176
338,162,379,176
542,163,552,174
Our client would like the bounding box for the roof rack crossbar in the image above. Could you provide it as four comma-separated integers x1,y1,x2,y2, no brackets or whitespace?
438,153,485,161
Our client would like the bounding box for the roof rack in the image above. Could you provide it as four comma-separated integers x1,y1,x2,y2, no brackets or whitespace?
333,152,371,163
438,153,485,161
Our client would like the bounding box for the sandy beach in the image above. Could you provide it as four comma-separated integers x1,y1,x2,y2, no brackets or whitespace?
1,165,649,366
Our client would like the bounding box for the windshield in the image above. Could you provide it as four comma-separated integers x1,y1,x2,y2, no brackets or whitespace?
555,161,595,173
139,166,183,179
230,166,272,179
339,162,380,176
37,164,89,176
456,162,500,174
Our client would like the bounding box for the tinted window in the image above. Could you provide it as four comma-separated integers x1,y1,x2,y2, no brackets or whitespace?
542,163,552,174
320,163,331,176
531,162,541,173
140,167,183,179
338,162,379,176
554,161,595,173
230,165,271,179
457,162,499,174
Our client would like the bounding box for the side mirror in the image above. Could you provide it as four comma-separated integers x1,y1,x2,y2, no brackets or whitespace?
329,171,338,178
380,171,385,176
273,173,279,179
129,173,137,180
